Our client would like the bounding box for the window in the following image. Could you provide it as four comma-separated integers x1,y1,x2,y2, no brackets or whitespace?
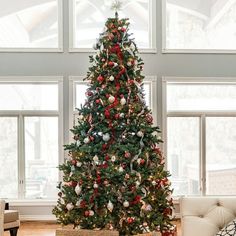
163,77,236,196
163,0,236,52
0,0,63,51
0,77,63,200
69,76,157,131
69,0,156,52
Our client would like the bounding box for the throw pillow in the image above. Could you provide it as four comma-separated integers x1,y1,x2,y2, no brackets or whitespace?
216,219,236,236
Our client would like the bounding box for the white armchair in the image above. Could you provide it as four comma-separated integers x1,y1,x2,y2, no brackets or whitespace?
180,197,236,236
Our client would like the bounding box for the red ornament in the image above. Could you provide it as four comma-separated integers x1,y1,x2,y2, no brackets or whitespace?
97,75,104,83
86,91,93,96
105,110,110,118
96,99,100,104
121,27,126,32
102,144,107,150
108,61,114,67
127,217,134,224
105,155,110,161
71,159,77,166
84,210,90,217
146,114,153,124
80,200,86,208
89,136,94,141
125,151,131,158
128,80,134,85
115,113,120,119
140,159,145,165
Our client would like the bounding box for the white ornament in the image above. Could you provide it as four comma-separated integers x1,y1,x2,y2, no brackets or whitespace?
120,98,126,105
93,183,99,189
123,200,129,208
137,158,141,165
89,210,94,216
108,95,115,103
76,199,82,207
76,140,81,146
93,155,99,163
107,200,114,212
98,132,103,136
118,166,124,172
152,131,158,137
145,204,152,212
109,75,115,81
111,156,116,162
60,198,65,205
75,184,82,195
120,113,125,118
136,181,141,187
84,137,90,144
137,131,144,137
78,115,84,120
103,133,110,142
152,180,157,186
113,62,118,67
76,162,82,167
66,203,74,211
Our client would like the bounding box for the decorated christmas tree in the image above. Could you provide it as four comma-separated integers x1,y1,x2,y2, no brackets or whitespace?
53,4,174,236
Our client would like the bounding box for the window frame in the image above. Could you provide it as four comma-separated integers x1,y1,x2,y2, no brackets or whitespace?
0,0,63,52
162,76,236,197
162,0,236,54
0,76,64,200
69,0,157,53
69,75,158,138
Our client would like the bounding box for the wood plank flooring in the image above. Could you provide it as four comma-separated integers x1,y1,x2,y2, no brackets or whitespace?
3,220,181,236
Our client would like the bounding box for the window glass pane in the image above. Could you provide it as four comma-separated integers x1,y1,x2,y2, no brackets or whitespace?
167,84,236,111
0,83,58,110
168,117,200,196
0,117,18,199
73,0,150,48
75,83,87,109
0,0,59,48
206,117,236,195
166,0,236,50
143,83,150,108
25,117,58,199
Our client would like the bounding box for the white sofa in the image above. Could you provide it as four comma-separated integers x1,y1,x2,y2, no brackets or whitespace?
180,197,236,236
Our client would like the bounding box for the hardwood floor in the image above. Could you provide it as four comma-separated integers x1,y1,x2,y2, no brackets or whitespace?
3,220,181,236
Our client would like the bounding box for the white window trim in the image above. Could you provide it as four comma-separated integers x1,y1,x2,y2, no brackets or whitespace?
161,0,236,54
0,0,63,53
0,76,64,200
69,75,158,141
162,76,236,198
69,0,157,53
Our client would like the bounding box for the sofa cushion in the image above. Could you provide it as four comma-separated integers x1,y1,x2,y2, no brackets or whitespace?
4,210,19,223
216,219,236,236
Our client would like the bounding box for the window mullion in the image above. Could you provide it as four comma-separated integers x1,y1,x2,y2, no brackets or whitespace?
200,115,206,196
18,115,25,199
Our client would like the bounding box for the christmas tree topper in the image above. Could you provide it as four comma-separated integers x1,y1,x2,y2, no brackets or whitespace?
111,0,123,13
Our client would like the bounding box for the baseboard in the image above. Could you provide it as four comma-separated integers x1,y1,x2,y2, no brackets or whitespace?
20,214,56,221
